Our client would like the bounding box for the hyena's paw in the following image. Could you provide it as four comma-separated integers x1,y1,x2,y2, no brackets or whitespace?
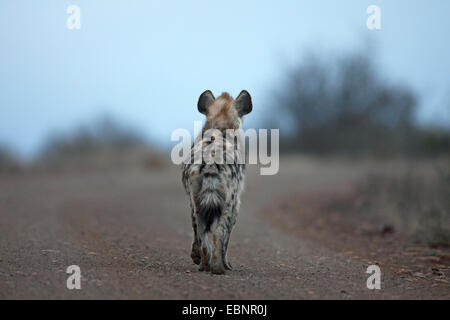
210,264,226,275
190,242,201,265
210,258,226,274
199,264,210,272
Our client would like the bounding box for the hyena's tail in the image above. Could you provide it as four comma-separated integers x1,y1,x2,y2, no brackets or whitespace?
197,171,225,232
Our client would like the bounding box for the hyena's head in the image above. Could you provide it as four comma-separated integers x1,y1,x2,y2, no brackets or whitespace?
197,90,252,130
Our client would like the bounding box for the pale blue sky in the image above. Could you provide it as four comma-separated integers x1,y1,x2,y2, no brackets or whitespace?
1,1,449,157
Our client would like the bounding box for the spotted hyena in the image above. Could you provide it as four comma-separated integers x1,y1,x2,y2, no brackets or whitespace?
182,90,252,274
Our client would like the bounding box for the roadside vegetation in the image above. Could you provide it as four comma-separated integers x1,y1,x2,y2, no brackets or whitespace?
33,115,165,172
267,47,450,246
0,145,21,174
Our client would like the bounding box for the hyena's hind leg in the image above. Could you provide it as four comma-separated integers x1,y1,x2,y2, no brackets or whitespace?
222,226,234,270
190,207,201,265
210,206,235,274
223,206,237,270
197,219,212,272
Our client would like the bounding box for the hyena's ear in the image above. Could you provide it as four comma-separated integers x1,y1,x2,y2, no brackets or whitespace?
235,90,252,116
198,90,215,115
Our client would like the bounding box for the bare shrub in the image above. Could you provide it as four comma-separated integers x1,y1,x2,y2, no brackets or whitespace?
0,146,21,174
40,115,146,159
36,115,164,171
269,48,449,156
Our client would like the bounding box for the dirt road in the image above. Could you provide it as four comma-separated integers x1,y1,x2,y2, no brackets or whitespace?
0,157,448,299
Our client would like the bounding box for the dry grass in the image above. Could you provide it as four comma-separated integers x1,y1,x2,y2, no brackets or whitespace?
353,159,450,245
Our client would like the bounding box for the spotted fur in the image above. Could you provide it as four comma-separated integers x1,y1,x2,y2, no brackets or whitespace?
182,90,252,274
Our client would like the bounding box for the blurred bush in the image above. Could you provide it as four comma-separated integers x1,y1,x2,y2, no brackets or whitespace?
419,129,450,155
0,145,21,174
36,115,165,172
269,49,450,156
40,115,146,158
